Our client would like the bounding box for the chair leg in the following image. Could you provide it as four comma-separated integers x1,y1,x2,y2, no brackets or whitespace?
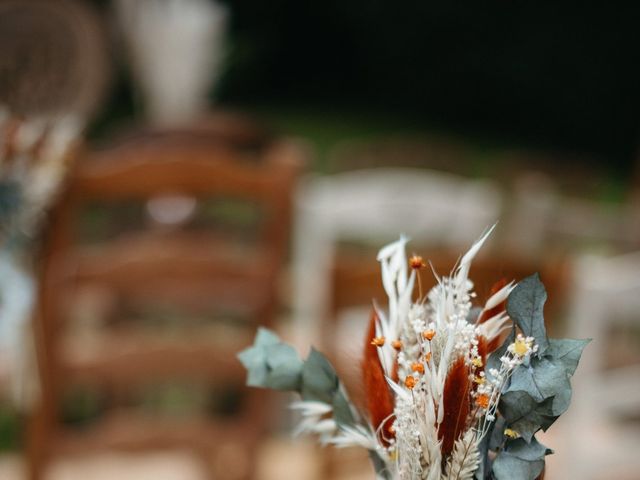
26,403,50,480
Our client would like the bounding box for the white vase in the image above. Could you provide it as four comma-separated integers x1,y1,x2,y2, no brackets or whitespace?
116,0,229,126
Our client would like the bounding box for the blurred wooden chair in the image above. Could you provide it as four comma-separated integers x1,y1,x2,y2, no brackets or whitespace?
28,125,305,480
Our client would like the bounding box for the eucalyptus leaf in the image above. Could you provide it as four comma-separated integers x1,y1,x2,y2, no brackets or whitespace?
475,417,501,480
493,455,544,480
550,382,573,416
237,328,303,391
506,274,549,354
263,342,304,390
546,338,590,376
237,333,275,388
492,437,551,480
332,387,357,427
254,327,281,346
506,358,569,403
505,437,553,461
488,416,507,451
301,348,340,403
500,391,557,442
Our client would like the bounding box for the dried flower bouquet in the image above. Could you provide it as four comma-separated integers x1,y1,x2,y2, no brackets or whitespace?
239,227,588,479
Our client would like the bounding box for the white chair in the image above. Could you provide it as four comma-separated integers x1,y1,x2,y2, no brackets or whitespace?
290,167,502,348
559,251,640,479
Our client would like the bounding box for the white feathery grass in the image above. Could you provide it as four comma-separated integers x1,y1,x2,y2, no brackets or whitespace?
454,224,496,293
289,400,332,415
329,424,380,450
376,234,415,377
290,401,336,442
482,280,515,312
442,429,480,480
386,376,411,402
477,312,511,342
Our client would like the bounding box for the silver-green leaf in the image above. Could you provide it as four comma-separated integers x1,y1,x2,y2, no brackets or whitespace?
500,391,557,442
506,358,569,403
237,328,303,391
546,338,590,376
506,274,549,355
301,348,340,403
492,437,551,480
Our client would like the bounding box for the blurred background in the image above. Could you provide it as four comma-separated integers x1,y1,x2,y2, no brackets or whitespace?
0,0,639,479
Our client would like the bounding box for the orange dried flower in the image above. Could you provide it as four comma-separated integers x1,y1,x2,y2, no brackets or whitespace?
424,352,432,363
411,362,425,374
371,336,386,347
475,393,490,409
404,375,417,389
391,340,403,351
423,330,436,341
409,255,426,270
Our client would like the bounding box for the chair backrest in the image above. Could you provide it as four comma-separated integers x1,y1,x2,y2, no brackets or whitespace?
46,132,300,299
34,126,304,432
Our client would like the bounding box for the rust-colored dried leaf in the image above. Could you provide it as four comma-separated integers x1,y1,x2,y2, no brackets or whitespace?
362,309,395,444
439,356,471,456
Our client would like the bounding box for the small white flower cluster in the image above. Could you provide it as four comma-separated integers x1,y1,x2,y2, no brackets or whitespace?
409,304,427,334
389,393,424,477
476,334,538,437
506,334,538,359
453,320,479,360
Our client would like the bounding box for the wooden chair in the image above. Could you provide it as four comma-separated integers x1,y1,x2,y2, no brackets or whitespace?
28,126,304,480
